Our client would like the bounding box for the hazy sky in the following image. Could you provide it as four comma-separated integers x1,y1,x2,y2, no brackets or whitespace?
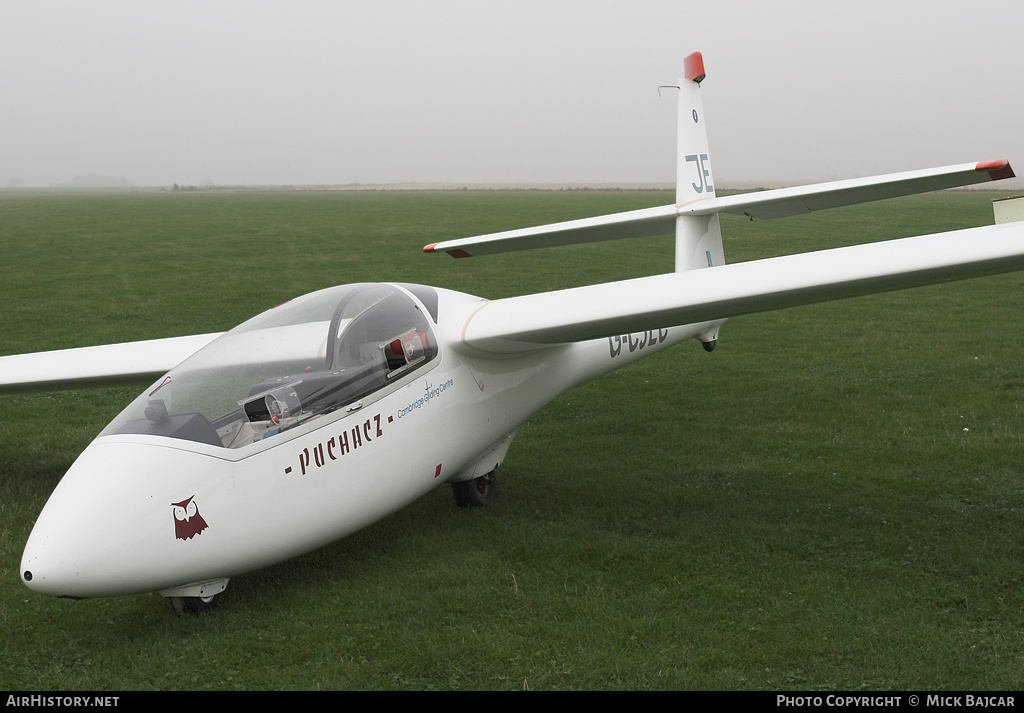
3,0,1023,188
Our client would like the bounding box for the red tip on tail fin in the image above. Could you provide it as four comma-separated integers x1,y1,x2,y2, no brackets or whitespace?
684,52,706,84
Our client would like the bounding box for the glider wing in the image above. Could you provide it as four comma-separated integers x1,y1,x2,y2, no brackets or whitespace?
456,221,1024,354
423,161,1013,258
0,333,223,393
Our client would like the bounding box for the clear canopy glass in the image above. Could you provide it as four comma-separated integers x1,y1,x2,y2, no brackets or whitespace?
101,283,438,449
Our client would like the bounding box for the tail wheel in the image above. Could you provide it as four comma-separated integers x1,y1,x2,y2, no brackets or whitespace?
452,470,497,508
168,593,221,615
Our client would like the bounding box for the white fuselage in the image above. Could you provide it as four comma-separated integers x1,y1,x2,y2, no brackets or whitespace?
20,285,710,599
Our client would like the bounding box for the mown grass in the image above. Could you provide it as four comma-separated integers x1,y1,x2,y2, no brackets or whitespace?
1,188,1022,690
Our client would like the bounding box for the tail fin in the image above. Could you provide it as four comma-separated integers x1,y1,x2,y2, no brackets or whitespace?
423,50,1013,273
675,51,725,274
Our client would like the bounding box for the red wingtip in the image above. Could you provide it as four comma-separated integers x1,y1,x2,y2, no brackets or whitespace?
976,159,1015,181
684,51,706,84
424,242,471,257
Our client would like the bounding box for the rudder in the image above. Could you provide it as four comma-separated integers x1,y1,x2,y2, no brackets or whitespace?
675,51,725,275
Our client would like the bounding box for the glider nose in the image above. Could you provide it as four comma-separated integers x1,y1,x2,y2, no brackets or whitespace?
20,561,59,597
20,438,224,599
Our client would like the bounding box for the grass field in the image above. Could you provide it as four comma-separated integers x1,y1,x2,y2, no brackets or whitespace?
1,188,1022,690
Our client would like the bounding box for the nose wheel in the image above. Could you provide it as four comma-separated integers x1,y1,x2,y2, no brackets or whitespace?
452,470,498,508
168,593,221,615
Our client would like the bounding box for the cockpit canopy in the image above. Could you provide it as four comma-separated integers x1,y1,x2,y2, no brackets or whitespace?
101,283,439,449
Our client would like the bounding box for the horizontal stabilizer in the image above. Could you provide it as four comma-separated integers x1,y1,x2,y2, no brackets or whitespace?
456,221,1024,353
0,333,223,393
423,161,1013,258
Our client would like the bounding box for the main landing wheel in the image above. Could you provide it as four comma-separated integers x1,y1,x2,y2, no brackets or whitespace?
452,470,498,508
168,593,221,615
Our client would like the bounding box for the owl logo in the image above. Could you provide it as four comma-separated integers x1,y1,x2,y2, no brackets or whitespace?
172,495,209,540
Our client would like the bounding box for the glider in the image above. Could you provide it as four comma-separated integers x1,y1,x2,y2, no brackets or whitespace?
4,52,1023,614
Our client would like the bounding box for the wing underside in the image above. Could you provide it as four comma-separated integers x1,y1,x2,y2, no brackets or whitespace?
456,221,1024,354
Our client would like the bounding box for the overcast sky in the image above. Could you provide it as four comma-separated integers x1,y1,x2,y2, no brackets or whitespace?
3,0,1023,188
